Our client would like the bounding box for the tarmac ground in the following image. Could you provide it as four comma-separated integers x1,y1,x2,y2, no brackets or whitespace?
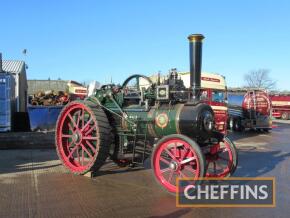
0,120,289,218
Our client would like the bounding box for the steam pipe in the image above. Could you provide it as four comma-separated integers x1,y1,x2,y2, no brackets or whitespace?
188,34,204,100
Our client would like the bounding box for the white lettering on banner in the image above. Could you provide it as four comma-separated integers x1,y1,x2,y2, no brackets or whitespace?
183,184,270,200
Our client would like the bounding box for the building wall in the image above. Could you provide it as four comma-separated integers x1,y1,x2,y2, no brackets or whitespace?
2,60,28,112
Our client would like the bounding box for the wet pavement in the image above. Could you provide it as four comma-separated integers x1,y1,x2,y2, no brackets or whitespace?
0,121,289,218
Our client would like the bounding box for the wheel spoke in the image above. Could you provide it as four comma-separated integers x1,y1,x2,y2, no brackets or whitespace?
174,142,178,158
67,139,74,149
180,157,195,165
84,125,96,136
179,170,186,178
68,146,79,159
184,165,196,174
83,136,98,140
62,134,73,138
85,140,97,153
181,147,189,160
161,167,171,174
81,118,93,132
165,148,176,160
160,156,170,165
80,143,93,159
76,110,81,127
68,113,78,128
178,145,182,159
68,123,75,133
168,170,174,183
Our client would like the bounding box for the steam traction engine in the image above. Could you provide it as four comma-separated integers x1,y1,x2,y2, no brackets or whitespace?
55,34,238,193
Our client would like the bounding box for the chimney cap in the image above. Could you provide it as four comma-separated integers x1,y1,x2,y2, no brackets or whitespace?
188,34,205,42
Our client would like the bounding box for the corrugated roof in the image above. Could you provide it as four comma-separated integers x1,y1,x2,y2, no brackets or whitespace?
2,60,25,73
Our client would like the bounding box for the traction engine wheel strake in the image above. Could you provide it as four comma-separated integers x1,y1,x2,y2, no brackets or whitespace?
152,136,204,193
56,102,100,174
205,138,235,178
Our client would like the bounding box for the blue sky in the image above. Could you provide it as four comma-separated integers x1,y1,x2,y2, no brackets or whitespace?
1,0,289,90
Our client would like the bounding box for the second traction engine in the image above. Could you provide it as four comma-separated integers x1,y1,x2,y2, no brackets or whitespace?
55,34,238,194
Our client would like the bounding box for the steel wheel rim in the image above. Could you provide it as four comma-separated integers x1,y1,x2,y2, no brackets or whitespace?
56,102,99,173
205,139,233,177
153,138,200,193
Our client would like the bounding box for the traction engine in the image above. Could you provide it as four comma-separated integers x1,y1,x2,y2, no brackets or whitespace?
55,34,238,193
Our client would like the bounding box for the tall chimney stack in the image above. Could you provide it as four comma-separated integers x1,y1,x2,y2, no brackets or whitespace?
188,34,204,100
0,53,2,72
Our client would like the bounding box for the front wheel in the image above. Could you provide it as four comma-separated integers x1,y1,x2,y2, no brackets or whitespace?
151,134,205,194
205,137,238,178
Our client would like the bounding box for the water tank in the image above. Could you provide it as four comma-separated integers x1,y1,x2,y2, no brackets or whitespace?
242,91,271,116
228,90,271,118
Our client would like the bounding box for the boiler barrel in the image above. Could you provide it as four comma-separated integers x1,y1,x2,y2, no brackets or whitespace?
146,103,214,139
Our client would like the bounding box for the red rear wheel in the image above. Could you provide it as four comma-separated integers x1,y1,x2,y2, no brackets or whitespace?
55,101,111,174
205,137,238,178
151,134,205,194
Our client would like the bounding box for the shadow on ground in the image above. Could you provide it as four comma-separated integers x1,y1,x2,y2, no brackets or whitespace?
0,149,60,174
0,131,55,149
235,148,290,177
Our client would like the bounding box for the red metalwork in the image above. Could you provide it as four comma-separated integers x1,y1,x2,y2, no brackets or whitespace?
205,138,236,177
200,88,228,134
152,137,203,193
242,91,271,116
270,95,290,119
56,102,100,174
